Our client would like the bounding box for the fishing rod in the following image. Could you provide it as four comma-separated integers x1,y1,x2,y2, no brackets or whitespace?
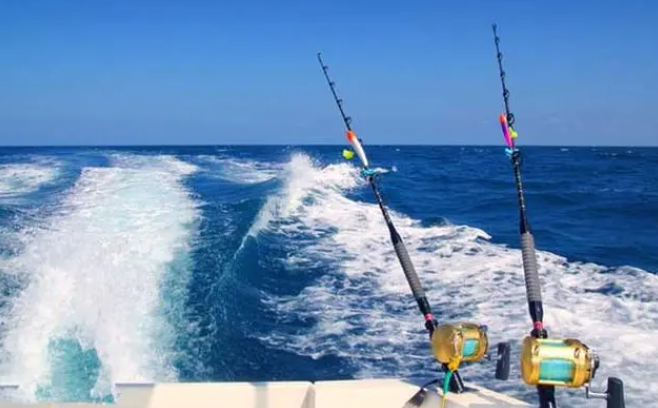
317,52,510,404
317,52,434,332
492,24,625,408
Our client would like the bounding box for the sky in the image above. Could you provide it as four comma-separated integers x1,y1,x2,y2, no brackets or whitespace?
0,0,656,146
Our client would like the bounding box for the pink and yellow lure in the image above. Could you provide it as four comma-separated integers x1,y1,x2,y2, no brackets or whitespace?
499,113,518,151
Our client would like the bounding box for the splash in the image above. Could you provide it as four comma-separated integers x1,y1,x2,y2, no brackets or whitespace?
0,155,199,401
0,164,59,197
240,153,359,245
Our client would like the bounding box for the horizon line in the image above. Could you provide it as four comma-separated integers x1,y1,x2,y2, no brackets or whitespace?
0,143,655,148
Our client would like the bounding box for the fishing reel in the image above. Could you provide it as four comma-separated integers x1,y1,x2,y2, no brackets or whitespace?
431,323,510,393
521,336,625,408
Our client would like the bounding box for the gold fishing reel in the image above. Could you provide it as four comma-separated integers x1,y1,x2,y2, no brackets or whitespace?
431,323,489,371
429,322,510,407
520,336,626,407
431,322,510,390
521,337,597,388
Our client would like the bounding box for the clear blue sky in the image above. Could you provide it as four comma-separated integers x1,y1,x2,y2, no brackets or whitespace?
1,0,656,146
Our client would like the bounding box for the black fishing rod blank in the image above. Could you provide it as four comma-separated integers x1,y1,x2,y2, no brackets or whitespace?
317,52,435,332
493,24,544,337
317,53,511,401
492,24,625,408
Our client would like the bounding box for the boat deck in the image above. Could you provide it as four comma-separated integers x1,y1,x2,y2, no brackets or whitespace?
0,379,529,407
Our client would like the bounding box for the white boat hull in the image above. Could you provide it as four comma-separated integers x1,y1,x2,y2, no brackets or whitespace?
0,379,529,407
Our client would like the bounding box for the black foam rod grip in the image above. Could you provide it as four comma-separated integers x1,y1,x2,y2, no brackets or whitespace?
392,239,426,303
520,232,542,303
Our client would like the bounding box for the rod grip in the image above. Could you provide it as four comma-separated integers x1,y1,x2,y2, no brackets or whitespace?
392,239,427,303
520,232,542,303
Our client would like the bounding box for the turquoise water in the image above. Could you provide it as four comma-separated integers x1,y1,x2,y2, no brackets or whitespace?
0,145,655,407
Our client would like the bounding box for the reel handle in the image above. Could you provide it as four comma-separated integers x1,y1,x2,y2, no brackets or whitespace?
495,342,511,380
607,378,625,408
586,377,625,408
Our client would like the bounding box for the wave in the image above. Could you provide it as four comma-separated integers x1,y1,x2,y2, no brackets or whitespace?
243,153,359,240
0,155,199,401
0,164,59,197
254,153,658,407
195,156,280,184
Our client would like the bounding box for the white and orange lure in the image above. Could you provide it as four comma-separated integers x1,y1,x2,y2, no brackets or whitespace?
345,130,369,168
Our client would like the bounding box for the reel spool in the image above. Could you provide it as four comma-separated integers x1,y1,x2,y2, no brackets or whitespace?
431,323,489,371
521,337,596,388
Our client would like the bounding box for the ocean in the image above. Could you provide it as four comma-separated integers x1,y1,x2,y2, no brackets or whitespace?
0,145,655,407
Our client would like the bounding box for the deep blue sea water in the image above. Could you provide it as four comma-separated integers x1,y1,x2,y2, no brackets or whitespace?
0,146,655,407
